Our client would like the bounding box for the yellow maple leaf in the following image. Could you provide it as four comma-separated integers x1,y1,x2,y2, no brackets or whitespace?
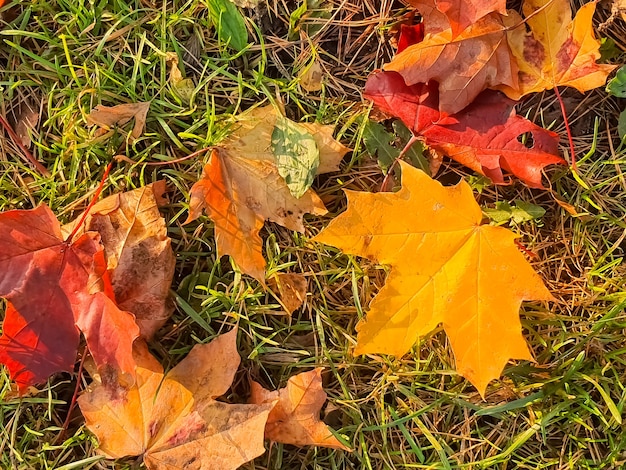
313,162,553,395
497,0,616,99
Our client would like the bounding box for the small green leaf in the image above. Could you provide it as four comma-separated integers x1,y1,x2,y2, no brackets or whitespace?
363,120,428,175
512,200,545,224
208,0,248,51
483,201,514,224
392,121,428,173
484,201,545,225
599,38,621,62
288,2,308,40
272,115,320,198
363,120,399,173
606,64,626,98
288,0,331,40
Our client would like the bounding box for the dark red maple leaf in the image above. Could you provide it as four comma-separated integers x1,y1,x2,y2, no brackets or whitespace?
0,205,139,391
364,71,565,187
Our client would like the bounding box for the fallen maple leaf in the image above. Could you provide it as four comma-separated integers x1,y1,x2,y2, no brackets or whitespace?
384,11,519,114
249,368,350,450
86,101,150,141
61,182,175,339
78,329,275,469
186,105,349,282
0,205,139,391
407,0,506,37
313,162,554,395
365,71,564,188
496,0,616,99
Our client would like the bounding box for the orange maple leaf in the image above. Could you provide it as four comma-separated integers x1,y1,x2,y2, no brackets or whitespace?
384,11,519,114
407,0,507,37
78,329,275,470
186,105,349,282
249,368,350,450
313,162,554,395
496,0,616,99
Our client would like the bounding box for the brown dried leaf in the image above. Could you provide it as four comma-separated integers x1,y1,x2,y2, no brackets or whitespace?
62,182,175,339
86,101,150,141
269,273,307,315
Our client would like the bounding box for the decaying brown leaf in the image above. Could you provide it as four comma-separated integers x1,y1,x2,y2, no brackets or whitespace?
13,99,40,148
269,273,308,315
86,101,150,141
186,105,349,282
249,368,350,450
62,182,175,339
78,329,275,470
299,58,324,92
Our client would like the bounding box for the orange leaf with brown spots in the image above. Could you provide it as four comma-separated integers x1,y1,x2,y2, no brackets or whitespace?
407,0,506,37
384,10,520,114
78,329,275,470
185,105,349,282
495,0,616,99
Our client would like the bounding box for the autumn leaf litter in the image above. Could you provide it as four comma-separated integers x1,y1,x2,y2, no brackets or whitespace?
1,0,626,468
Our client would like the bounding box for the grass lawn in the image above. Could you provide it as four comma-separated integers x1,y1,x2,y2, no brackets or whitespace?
2,0,626,468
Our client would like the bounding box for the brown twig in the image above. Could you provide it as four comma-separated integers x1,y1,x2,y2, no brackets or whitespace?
114,146,213,166
553,85,577,171
55,345,88,443
0,114,50,176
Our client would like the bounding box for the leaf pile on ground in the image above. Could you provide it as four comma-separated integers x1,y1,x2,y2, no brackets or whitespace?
0,0,624,467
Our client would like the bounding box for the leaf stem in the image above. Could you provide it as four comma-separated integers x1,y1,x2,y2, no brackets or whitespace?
65,161,114,244
381,135,421,191
0,114,51,176
553,86,577,171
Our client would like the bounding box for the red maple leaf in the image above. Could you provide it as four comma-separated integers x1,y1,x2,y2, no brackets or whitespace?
364,71,565,187
0,205,139,391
